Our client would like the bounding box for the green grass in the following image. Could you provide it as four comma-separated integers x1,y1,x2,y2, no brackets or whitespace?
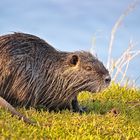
0,83,140,140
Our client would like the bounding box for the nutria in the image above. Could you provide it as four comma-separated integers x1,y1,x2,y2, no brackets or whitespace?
0,33,111,123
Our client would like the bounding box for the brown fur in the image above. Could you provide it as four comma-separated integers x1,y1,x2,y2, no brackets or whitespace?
0,33,111,123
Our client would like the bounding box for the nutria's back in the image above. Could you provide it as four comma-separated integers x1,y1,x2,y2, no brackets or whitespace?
0,32,111,113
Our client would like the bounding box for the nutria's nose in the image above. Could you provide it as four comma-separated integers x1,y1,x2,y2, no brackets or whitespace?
104,75,111,84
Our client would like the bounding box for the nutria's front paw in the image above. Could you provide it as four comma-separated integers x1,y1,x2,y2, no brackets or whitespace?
72,106,87,114
79,106,87,114
71,97,88,114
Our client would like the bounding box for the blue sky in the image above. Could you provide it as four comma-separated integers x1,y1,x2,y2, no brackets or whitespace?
0,0,140,85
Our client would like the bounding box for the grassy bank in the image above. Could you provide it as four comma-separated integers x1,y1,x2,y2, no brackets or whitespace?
0,84,140,140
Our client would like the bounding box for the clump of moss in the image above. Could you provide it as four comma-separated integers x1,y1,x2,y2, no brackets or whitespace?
0,84,140,139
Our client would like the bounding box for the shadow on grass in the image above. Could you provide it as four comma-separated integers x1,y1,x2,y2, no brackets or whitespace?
80,99,140,122
80,99,115,115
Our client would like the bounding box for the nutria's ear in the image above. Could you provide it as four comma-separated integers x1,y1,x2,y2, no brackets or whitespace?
69,55,79,66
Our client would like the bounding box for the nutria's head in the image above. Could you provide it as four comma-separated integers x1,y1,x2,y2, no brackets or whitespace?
59,51,111,94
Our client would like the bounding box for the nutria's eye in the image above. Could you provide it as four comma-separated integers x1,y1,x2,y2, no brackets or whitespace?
86,66,92,71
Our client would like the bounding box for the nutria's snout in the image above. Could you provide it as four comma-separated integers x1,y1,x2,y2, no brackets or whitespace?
104,75,111,85
94,74,111,93
98,73,111,92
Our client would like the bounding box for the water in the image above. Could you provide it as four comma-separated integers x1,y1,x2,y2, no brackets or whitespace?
0,0,140,86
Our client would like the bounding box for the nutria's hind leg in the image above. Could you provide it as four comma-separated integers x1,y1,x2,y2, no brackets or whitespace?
0,96,35,125
71,96,87,114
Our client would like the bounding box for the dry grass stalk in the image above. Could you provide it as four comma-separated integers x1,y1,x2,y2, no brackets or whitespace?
112,40,140,86
107,0,140,86
107,0,140,70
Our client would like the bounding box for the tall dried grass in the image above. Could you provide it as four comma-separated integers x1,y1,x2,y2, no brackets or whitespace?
93,0,140,87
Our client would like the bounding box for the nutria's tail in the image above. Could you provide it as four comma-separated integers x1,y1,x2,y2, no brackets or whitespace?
0,97,35,125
